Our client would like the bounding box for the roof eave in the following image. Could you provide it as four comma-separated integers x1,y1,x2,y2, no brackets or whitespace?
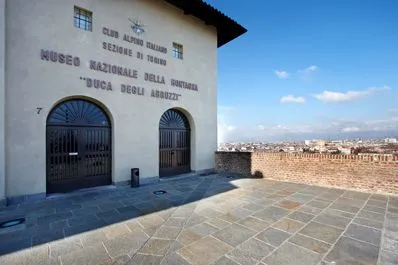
164,0,247,47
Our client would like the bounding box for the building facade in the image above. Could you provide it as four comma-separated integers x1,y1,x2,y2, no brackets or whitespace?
0,0,245,205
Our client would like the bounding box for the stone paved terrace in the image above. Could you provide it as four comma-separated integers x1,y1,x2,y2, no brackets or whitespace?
0,174,397,265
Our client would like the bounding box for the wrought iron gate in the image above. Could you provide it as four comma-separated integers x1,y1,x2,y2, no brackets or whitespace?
159,109,191,177
46,99,111,193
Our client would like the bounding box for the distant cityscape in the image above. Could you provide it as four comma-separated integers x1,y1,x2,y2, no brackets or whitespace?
218,137,398,155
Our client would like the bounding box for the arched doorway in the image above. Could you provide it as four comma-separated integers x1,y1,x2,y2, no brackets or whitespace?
159,109,191,177
46,99,112,193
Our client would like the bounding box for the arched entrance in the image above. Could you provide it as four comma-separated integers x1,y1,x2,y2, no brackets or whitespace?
46,99,112,193
159,109,191,177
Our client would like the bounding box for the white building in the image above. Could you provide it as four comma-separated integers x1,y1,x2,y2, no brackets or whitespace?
0,0,246,205
339,147,352,155
385,138,397,144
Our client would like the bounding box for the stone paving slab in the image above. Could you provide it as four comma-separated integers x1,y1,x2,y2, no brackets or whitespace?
289,233,331,254
213,223,256,247
256,227,290,247
212,256,240,265
314,212,351,229
0,174,398,265
272,218,305,233
324,236,379,265
262,242,321,265
178,236,233,265
379,250,398,265
226,238,274,265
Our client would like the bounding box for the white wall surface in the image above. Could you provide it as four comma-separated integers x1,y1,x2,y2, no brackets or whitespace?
0,0,5,202
5,0,217,197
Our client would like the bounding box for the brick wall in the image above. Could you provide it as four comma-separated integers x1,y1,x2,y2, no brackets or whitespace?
215,152,252,176
215,151,398,194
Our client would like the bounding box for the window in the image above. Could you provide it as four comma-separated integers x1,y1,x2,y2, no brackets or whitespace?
172,43,183,60
74,6,92,31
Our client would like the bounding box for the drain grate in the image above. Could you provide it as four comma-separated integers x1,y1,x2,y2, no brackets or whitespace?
153,190,167,195
0,218,25,229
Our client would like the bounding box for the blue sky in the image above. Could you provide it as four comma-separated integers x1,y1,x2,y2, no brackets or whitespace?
204,0,398,143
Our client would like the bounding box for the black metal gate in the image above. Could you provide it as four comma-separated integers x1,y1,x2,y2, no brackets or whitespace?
46,99,112,193
159,109,191,177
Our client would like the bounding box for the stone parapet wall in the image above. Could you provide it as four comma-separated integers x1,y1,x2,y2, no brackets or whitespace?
215,151,398,194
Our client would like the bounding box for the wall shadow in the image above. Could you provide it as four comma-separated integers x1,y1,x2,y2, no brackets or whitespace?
0,173,243,256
